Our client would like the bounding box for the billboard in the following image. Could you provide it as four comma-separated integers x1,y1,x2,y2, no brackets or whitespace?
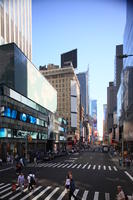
61,49,77,68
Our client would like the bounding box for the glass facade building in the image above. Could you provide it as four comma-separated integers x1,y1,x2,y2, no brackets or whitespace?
77,71,89,116
0,0,32,60
0,43,57,160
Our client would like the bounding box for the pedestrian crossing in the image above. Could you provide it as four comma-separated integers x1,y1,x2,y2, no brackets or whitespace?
28,162,118,172
0,182,132,200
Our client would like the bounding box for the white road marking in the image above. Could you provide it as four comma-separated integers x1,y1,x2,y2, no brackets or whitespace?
0,183,4,186
98,165,101,170
53,163,61,168
9,188,28,200
113,166,118,171
71,189,79,200
0,186,11,194
72,164,78,168
93,191,99,200
88,164,91,169
108,166,112,171
44,187,60,200
47,163,56,167
67,164,73,168
82,163,88,169
82,190,89,200
57,189,67,200
32,186,51,200
0,167,13,172
103,165,106,170
62,164,69,168
20,186,42,200
0,183,11,190
105,193,110,200
125,171,133,182
57,164,64,168
0,187,20,199
93,165,96,170
77,164,82,169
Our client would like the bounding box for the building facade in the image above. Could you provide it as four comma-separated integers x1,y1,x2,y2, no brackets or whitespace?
0,0,32,60
77,70,89,116
40,64,80,147
0,43,57,161
103,104,108,143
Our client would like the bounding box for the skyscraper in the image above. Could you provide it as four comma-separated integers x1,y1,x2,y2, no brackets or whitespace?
90,100,97,130
77,70,89,116
0,0,32,60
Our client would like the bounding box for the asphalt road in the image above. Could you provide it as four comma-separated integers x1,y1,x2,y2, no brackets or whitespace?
0,151,133,200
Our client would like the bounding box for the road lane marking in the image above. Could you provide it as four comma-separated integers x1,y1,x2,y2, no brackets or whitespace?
105,193,110,200
0,187,20,199
98,165,101,170
0,186,12,194
57,164,65,168
82,163,88,169
39,163,49,167
62,164,69,168
113,166,118,171
43,163,53,168
20,186,42,200
9,188,28,200
0,183,4,186
57,189,67,200
77,164,82,169
0,183,11,190
125,171,133,182
82,190,89,200
93,165,96,170
67,164,73,168
93,192,99,200
72,164,78,168
108,166,112,171
47,163,56,167
44,187,60,200
53,163,61,168
0,167,13,172
88,164,91,169
103,165,106,170
71,189,79,200
32,186,51,200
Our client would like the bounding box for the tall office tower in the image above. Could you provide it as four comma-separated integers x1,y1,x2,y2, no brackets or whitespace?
123,0,133,68
40,64,80,144
103,104,107,142
90,100,97,130
0,0,32,60
114,44,123,93
77,70,89,116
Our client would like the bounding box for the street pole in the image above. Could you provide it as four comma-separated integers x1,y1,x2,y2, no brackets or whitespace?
122,130,124,168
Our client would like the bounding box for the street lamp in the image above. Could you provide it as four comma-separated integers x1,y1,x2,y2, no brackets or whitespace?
117,54,133,59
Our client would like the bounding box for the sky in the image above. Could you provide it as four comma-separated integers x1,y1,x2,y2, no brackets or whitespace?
32,0,126,138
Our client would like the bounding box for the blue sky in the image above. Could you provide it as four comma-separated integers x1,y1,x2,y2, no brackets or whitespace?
32,0,126,138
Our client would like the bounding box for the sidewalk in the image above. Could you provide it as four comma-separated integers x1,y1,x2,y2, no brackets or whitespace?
109,153,133,177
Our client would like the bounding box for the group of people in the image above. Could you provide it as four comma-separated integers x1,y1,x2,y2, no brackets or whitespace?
16,172,36,193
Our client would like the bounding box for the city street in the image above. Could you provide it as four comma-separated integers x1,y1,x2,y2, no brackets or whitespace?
0,151,133,200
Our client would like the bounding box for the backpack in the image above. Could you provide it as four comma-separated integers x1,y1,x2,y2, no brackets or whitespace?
30,175,36,185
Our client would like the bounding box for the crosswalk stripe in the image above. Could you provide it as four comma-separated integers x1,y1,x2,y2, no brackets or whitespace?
67,164,73,168
72,164,78,168
82,190,89,200
44,163,52,168
53,163,61,168
57,164,64,168
20,186,42,200
38,163,48,167
0,186,12,194
82,163,88,169
103,166,106,170
57,189,67,200
105,193,110,200
0,187,20,199
98,165,101,170
44,187,60,200
77,164,82,169
113,166,118,171
0,183,11,190
9,188,28,200
71,189,79,200
108,166,111,171
47,163,56,167
0,183,4,186
32,186,51,200
93,165,96,170
93,191,99,200
62,164,69,168
88,164,91,169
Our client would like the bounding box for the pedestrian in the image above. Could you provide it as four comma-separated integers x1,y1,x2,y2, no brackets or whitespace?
16,162,22,174
17,172,25,193
20,157,24,167
65,172,70,193
116,186,125,200
68,171,77,200
27,173,36,191
34,156,37,166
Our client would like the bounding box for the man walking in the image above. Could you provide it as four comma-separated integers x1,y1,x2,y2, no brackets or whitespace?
17,172,25,193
